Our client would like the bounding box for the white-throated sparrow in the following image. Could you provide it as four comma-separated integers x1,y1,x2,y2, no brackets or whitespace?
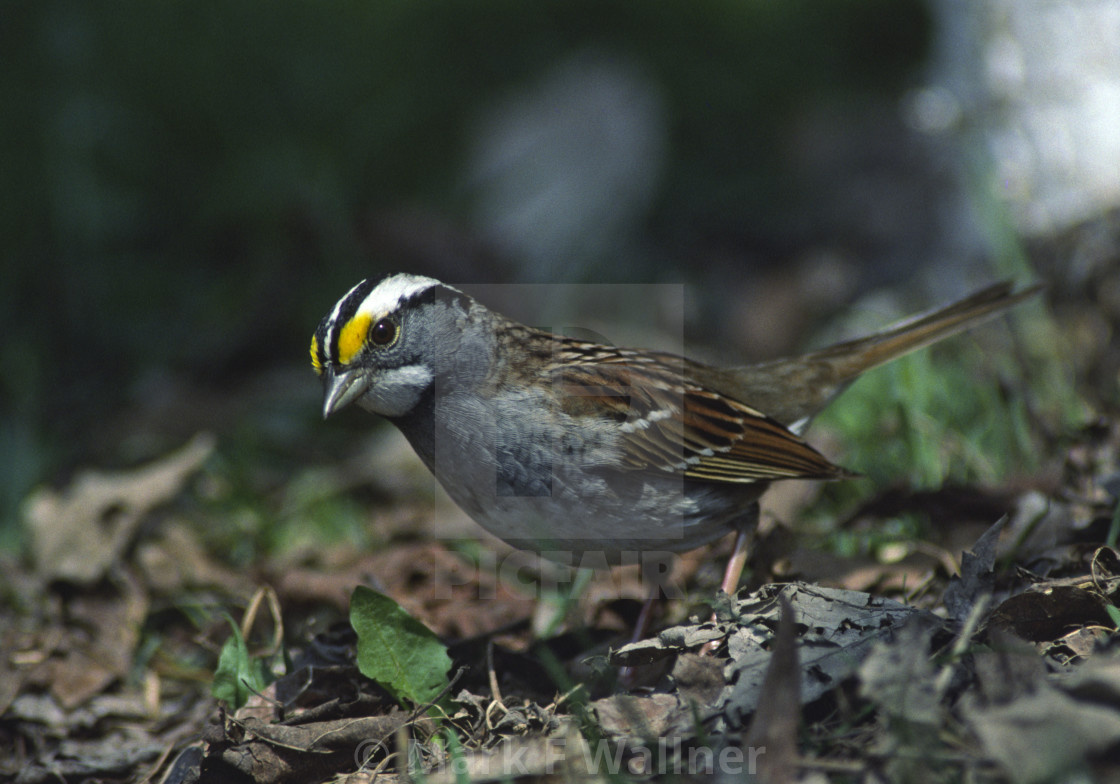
311,274,1039,594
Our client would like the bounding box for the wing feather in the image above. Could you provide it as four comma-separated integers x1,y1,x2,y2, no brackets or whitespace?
551,344,850,484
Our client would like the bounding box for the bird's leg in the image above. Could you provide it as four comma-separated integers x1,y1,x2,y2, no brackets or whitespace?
631,582,660,644
720,501,759,596
618,554,675,686
700,502,759,655
617,583,661,688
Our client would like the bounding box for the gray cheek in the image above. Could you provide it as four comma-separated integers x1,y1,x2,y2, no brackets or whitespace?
360,365,433,417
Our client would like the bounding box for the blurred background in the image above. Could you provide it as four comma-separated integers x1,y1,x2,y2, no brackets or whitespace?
3,0,1118,552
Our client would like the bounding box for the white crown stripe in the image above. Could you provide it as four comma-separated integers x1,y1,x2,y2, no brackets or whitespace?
355,274,442,319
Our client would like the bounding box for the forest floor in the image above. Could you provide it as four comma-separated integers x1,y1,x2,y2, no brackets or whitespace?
4,239,1120,784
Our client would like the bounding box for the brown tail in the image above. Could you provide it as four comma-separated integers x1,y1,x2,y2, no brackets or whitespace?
729,281,1044,427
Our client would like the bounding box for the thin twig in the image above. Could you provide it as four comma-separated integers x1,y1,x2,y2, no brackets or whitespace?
486,639,506,710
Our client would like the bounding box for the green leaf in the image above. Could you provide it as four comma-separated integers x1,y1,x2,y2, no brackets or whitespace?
211,617,268,710
350,585,452,707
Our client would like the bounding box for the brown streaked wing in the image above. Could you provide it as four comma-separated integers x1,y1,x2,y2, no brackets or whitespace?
680,388,849,481
551,346,850,484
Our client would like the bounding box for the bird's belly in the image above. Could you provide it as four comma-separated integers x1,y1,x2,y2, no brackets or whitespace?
435,464,762,565
401,395,764,565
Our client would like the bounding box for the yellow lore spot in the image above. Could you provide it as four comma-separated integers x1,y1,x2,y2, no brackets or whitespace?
337,313,372,366
310,334,322,375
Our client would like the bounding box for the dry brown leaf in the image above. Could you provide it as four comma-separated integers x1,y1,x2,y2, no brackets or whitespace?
989,584,1113,642
24,433,215,584
672,653,725,708
424,723,608,784
211,713,414,784
942,516,1004,627
609,624,725,667
1060,652,1120,704
964,630,1120,782
18,571,150,710
594,693,683,740
963,684,1120,784
135,521,249,595
717,583,942,727
857,619,939,726
1043,626,1111,664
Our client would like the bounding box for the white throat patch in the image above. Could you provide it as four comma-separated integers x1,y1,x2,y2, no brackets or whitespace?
360,364,435,417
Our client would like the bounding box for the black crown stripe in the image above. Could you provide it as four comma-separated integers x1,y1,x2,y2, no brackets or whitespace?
399,282,473,314
329,279,376,363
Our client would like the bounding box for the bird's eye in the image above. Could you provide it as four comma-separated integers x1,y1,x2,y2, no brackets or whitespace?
369,317,398,347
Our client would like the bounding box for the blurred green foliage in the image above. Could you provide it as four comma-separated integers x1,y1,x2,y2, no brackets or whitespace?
807,288,1084,552
1,0,930,543
820,345,1033,492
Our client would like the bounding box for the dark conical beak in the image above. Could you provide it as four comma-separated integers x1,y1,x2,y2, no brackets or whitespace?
321,368,370,419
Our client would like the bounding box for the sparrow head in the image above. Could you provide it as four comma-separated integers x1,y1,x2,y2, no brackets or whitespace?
311,273,474,419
